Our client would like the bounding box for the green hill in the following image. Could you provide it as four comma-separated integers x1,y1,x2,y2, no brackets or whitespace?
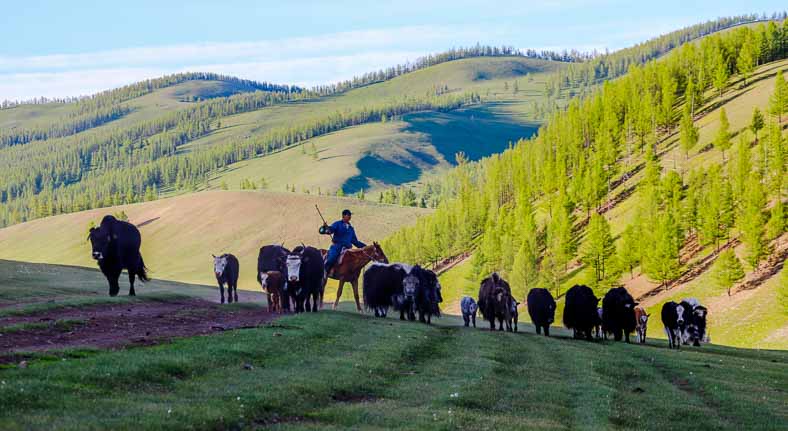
384,21,788,349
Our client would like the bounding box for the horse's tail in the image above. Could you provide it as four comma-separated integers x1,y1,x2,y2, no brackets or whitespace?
137,255,150,282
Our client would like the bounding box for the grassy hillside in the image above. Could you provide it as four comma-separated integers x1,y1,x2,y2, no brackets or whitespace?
0,191,428,292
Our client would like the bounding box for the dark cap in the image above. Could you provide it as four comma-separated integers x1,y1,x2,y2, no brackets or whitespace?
342,209,352,216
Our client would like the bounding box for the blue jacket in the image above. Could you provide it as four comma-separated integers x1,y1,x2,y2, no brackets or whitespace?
326,220,365,249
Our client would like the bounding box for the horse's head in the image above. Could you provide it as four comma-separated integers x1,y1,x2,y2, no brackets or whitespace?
371,242,388,263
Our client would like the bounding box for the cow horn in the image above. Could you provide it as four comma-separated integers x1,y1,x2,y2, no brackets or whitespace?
212,254,216,258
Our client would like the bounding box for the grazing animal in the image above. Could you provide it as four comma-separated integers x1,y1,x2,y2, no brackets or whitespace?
478,273,513,332
681,299,708,346
526,288,555,336
563,284,600,341
322,242,388,311
661,301,687,349
260,270,285,312
460,296,478,328
257,245,291,310
362,263,410,318
601,287,638,343
396,269,419,321
213,254,240,304
285,246,324,313
509,298,519,332
412,266,442,324
634,307,650,343
87,215,149,296
595,308,605,340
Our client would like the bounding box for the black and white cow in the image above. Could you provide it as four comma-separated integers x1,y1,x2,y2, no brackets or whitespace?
526,288,555,336
284,246,324,313
460,296,478,328
661,301,688,349
213,253,239,304
681,298,709,346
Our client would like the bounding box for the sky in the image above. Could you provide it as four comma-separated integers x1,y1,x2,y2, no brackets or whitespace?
1,0,784,101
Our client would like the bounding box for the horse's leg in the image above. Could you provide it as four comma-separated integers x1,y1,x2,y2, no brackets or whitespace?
334,280,344,310
351,279,361,312
128,272,136,296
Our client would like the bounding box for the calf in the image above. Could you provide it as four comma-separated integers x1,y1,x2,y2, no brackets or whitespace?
478,273,513,332
509,298,519,332
260,270,285,312
661,301,687,349
601,287,638,343
563,284,600,341
257,244,290,309
634,307,650,343
213,254,240,304
595,308,605,340
461,296,478,327
526,288,555,336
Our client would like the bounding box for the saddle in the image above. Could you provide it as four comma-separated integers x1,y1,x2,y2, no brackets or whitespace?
321,248,351,266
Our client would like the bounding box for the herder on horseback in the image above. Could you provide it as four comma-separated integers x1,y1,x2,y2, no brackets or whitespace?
318,207,388,310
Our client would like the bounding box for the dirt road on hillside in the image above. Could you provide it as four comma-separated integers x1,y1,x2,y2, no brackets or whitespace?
0,298,277,360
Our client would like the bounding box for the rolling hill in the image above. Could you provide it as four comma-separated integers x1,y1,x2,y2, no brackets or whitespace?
0,191,428,292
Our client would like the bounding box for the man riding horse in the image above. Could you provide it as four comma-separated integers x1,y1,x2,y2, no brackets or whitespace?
321,209,366,277
319,208,388,311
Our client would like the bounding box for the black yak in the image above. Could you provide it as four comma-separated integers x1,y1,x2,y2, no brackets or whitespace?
413,266,442,324
563,284,600,341
213,253,240,304
285,245,324,313
661,301,688,349
601,287,638,343
526,288,556,336
362,263,409,318
478,273,513,332
88,215,149,296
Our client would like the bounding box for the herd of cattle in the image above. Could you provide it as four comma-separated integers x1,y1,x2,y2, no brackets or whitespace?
87,215,709,349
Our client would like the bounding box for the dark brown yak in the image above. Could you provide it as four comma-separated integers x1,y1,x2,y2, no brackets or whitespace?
478,273,513,332
320,242,388,311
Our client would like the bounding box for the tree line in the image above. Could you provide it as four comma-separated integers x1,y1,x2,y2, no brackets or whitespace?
383,20,787,301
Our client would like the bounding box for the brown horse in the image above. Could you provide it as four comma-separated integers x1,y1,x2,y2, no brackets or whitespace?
320,242,388,311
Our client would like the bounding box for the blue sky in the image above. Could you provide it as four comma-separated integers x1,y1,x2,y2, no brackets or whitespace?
1,0,784,100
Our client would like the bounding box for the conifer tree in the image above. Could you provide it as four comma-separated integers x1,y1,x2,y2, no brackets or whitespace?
679,104,699,159
711,249,745,296
581,213,617,285
643,212,681,289
618,224,641,279
738,174,767,267
714,108,732,161
737,36,756,86
750,107,765,142
713,50,729,98
769,70,787,123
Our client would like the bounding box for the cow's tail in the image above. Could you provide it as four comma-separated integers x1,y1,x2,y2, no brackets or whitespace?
137,255,150,282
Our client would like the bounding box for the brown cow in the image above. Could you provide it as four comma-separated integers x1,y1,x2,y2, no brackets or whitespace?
635,306,650,343
478,273,513,332
260,270,285,312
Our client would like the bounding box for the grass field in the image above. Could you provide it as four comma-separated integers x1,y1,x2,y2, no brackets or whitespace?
1,308,785,430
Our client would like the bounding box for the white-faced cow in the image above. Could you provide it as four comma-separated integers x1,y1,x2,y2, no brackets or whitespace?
213,253,240,304
526,288,555,336
563,284,600,341
634,306,650,343
259,271,285,313
285,245,324,313
87,215,149,296
460,296,478,328
661,301,688,349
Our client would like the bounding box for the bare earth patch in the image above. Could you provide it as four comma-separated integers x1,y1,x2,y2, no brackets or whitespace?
0,297,276,357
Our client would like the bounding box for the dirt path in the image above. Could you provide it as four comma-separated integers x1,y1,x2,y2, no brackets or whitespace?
0,298,277,357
